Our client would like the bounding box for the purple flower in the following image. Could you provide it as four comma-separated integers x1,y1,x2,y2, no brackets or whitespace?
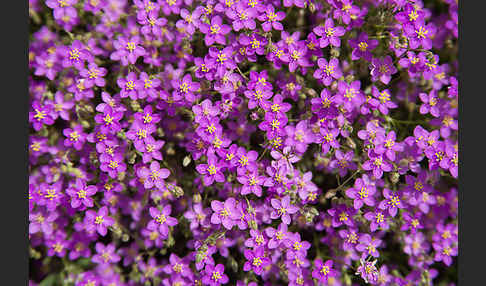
364,210,389,232
110,36,146,66
398,51,426,76
318,127,340,155
94,105,123,134
45,0,78,24
336,80,365,111
196,152,225,186
61,40,91,70
329,150,357,177
270,195,299,224
63,124,86,150
312,259,338,284
79,62,107,88
345,176,377,209
356,259,379,284
176,8,201,35
404,20,437,50
184,203,211,230
313,18,345,47
117,72,139,100
333,0,361,24
433,241,457,266
137,72,161,100
46,232,68,257
265,223,290,249
208,46,236,78
84,206,114,236
244,85,272,110
200,16,231,46
243,246,270,275
395,3,425,25
400,211,424,234
202,264,229,286
284,120,314,153
172,74,201,103
29,209,58,235
126,119,156,146
362,151,392,179
258,5,285,32
404,232,429,257
137,161,170,189
349,32,378,61
163,254,192,278
227,2,257,31
378,188,404,217
37,181,64,211
369,86,398,115
138,9,167,36
328,204,356,228
314,58,342,86
66,178,97,209
92,243,120,264
338,228,360,251
356,234,382,258
140,136,164,163
147,205,178,237
370,56,397,84
210,198,238,230
310,88,339,119
29,101,55,131
408,189,437,214
237,166,265,197
374,130,404,161
419,90,441,117
99,152,126,178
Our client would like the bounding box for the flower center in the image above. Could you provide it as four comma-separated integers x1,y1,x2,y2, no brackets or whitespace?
69,49,80,61
77,189,87,199
212,271,222,281
156,214,167,224
358,187,368,198
125,80,135,91
388,196,400,207
252,257,262,266
267,12,277,21
217,52,227,63
376,212,384,223
69,131,80,141
210,24,221,34
325,27,334,37
34,109,46,121
144,79,152,89
339,212,348,221
95,215,104,224
104,114,113,125
207,164,217,175
126,42,136,52
324,64,334,76
408,10,419,21
109,160,118,169
88,68,99,79
416,26,429,39
358,41,368,51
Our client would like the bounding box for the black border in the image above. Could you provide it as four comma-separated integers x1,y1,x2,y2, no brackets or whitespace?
1,0,29,284
459,0,486,285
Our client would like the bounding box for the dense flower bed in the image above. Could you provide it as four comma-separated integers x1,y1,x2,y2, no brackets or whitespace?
29,0,458,285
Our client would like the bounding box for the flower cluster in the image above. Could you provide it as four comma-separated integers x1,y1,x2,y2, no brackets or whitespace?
29,0,458,285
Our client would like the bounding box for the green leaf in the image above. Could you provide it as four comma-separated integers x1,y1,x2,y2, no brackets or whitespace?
39,273,60,286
